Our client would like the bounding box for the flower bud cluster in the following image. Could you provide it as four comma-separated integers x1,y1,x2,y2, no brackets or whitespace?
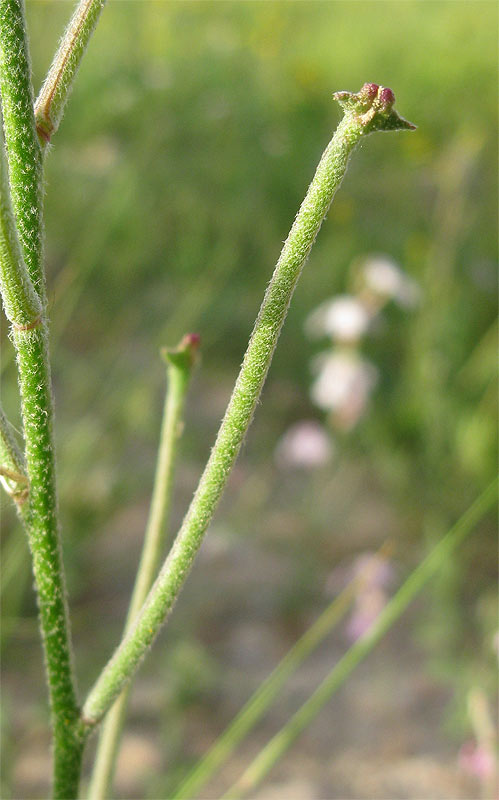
333,83,416,134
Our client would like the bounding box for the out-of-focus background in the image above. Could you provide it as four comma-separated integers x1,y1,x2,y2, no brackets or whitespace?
1,2,497,798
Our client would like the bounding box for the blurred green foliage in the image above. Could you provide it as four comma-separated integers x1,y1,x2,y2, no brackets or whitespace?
1,2,497,797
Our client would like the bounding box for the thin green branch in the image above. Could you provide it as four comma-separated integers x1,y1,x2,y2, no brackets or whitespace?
81,85,415,729
88,334,199,800
0,405,29,515
35,0,106,150
222,479,498,799
0,0,44,299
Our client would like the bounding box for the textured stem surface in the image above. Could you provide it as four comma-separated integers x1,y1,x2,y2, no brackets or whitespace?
223,479,497,799
0,0,44,298
35,0,106,148
0,5,81,795
88,336,198,800
82,85,415,728
12,323,83,799
0,132,41,324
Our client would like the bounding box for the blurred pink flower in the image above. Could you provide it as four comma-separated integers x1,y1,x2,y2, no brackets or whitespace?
458,740,496,781
351,552,395,590
326,551,395,643
274,420,333,470
345,587,387,642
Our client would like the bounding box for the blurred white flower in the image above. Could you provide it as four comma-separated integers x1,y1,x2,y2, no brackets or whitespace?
362,255,421,309
274,420,333,470
310,352,378,430
305,295,371,343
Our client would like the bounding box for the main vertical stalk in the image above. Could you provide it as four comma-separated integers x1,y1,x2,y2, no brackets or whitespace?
12,324,83,797
0,0,44,297
0,2,82,796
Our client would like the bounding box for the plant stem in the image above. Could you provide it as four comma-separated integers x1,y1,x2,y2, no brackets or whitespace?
1,259,82,798
222,479,498,799
0,0,44,299
0,40,81,800
0,135,41,322
35,0,107,150
82,85,415,729
13,323,84,798
0,404,29,516
88,335,199,800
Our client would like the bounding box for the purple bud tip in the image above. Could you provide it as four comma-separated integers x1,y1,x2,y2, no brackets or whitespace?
362,83,379,101
378,87,395,109
183,332,201,351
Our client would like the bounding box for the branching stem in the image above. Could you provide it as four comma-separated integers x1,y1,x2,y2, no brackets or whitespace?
34,0,106,150
0,4,83,795
82,85,415,729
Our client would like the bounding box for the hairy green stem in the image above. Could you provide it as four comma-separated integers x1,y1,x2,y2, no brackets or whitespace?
0,0,44,298
12,324,83,798
0,44,81,800
35,0,107,150
82,85,415,728
0,134,41,323
223,479,497,799
88,335,199,800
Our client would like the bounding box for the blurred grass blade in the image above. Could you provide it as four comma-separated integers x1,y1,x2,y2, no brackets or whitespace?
222,479,497,799
172,565,363,799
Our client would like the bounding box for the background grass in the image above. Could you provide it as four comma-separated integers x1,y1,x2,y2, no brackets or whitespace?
1,1,497,797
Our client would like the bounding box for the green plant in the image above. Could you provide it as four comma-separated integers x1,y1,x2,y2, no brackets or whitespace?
4,3,492,799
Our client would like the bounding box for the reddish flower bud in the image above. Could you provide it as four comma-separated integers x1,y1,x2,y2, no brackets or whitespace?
378,87,395,110
361,83,379,102
183,332,201,351
333,84,416,133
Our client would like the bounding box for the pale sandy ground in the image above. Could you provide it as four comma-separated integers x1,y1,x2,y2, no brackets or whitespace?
4,486,488,799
